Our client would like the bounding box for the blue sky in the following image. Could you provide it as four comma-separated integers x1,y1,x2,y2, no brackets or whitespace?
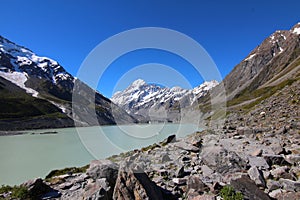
1,0,300,97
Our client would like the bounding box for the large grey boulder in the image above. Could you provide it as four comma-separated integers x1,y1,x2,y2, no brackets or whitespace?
248,166,266,187
230,175,271,200
279,179,300,192
87,160,119,186
200,146,247,174
248,156,269,169
113,163,176,200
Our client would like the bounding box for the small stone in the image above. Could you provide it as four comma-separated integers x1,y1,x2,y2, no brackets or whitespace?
268,189,283,199
69,183,81,191
236,127,253,135
59,182,73,190
233,135,243,139
201,165,214,177
251,149,263,157
162,154,172,162
172,178,187,185
189,194,216,200
176,166,185,178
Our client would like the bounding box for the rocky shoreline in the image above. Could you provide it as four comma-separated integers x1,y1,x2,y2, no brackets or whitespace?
2,120,299,200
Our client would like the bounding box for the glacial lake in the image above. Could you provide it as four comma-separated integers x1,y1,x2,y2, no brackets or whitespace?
0,123,200,185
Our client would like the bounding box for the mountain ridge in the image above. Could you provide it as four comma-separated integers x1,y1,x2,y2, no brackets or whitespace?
0,35,137,130
111,79,218,122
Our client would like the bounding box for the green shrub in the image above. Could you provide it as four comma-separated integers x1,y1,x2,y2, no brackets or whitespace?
0,185,29,199
220,185,243,200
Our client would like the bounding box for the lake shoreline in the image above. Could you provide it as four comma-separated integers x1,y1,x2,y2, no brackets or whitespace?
0,122,183,136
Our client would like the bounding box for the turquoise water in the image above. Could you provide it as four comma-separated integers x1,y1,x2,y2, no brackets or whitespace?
0,124,199,185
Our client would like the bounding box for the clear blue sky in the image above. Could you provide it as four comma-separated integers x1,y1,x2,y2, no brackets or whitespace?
1,0,300,97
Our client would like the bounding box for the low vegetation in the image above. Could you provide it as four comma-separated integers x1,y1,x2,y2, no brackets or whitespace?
45,165,89,180
220,185,243,200
0,185,29,199
228,78,298,111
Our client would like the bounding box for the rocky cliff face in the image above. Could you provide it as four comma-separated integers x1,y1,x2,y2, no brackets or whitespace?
111,79,218,122
0,35,137,130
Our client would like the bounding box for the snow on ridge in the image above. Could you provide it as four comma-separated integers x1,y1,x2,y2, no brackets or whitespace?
245,54,256,61
0,36,71,84
292,27,300,35
111,79,219,111
0,71,39,97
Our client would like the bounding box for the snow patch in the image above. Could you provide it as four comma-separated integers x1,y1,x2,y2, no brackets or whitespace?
0,71,39,97
245,54,256,61
292,27,300,35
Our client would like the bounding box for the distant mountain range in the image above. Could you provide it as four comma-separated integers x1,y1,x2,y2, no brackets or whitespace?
112,79,218,122
1,22,299,130
0,36,136,130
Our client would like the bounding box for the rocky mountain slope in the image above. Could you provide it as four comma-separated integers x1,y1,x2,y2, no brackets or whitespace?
111,79,218,122
195,22,300,126
0,35,137,130
212,22,300,102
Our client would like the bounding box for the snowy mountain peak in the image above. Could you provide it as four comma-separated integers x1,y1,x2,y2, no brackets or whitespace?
111,79,218,122
0,35,73,91
131,79,146,87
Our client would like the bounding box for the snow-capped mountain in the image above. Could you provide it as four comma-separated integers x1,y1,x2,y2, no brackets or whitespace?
0,35,136,130
111,79,218,122
0,36,73,95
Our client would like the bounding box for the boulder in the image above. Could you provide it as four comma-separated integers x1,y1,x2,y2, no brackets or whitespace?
248,166,266,187
263,154,290,166
113,163,176,200
161,134,176,146
266,180,281,191
201,165,214,177
83,178,112,200
188,194,215,200
284,154,300,165
279,178,300,192
162,153,172,162
175,142,200,152
251,149,263,157
22,178,58,199
230,175,271,200
200,146,247,174
276,191,300,199
236,127,253,135
270,166,293,180
268,189,283,199
86,160,119,186
248,156,269,169
187,175,209,193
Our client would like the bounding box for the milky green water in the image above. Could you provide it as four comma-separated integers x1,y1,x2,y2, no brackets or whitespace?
0,124,199,185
